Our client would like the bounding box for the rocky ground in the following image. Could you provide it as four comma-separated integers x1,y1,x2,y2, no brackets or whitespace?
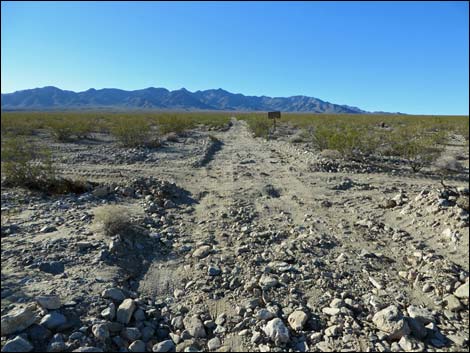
1,118,469,352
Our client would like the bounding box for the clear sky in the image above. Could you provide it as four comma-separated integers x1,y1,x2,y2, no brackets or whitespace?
1,1,468,114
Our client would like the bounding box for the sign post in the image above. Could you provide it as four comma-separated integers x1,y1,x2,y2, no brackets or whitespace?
268,111,281,133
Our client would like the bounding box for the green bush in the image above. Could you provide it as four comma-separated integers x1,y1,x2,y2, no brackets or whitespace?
110,118,160,147
47,119,75,141
1,136,55,187
387,127,444,172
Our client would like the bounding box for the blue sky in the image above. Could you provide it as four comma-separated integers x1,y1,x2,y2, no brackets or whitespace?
1,1,468,114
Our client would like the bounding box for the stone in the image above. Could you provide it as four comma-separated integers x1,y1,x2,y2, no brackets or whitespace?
40,225,57,233
1,336,34,352
183,315,206,338
454,282,469,299
102,288,126,302
37,295,61,310
207,337,222,351
207,265,221,276
192,245,211,259
122,327,141,341
263,318,290,345
152,339,176,352
406,305,434,325
116,299,136,324
405,318,427,340
256,309,275,321
133,308,146,322
259,274,278,289
1,304,39,336
101,303,116,321
39,261,64,275
372,305,410,341
92,323,109,341
287,310,308,331
398,336,417,351
324,325,341,337
72,348,104,352
40,312,67,330
322,307,340,316
443,294,463,311
26,324,52,341
129,340,146,352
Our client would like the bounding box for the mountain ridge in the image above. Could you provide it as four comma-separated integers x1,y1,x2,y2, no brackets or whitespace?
1,86,373,113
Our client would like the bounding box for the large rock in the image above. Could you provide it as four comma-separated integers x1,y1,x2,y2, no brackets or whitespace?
102,288,126,302
116,299,136,325
1,336,34,352
454,282,469,299
263,318,290,345
372,305,410,341
152,339,176,352
1,304,39,336
37,295,61,310
183,315,206,338
406,305,434,325
443,294,463,311
39,312,67,330
288,310,308,331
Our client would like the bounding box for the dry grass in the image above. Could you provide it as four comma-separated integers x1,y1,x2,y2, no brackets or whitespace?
93,205,133,237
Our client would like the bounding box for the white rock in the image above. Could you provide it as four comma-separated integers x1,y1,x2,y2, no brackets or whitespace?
372,305,410,341
263,318,290,345
207,337,222,351
288,310,308,331
454,282,469,299
1,304,38,336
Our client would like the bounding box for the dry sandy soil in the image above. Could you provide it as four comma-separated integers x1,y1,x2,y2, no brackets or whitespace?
1,118,469,352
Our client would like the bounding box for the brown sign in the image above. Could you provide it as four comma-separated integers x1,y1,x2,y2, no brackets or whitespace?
268,111,281,119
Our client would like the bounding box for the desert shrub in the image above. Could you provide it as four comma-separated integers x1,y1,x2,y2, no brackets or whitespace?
318,149,343,160
310,125,381,159
310,125,334,151
94,205,132,237
47,119,75,142
250,119,271,138
110,118,160,147
387,128,444,172
1,136,56,187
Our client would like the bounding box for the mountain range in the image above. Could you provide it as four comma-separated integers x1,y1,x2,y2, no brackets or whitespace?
1,86,371,113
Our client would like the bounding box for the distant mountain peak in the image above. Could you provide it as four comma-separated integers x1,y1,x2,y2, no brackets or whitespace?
1,86,370,113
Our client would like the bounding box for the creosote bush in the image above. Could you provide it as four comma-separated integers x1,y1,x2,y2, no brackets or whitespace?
110,118,160,148
1,136,55,188
94,205,132,237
